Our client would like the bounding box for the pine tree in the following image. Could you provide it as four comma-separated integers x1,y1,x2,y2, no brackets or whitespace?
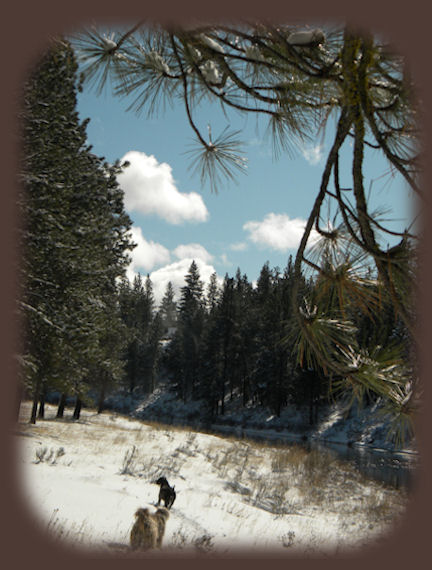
205,272,220,313
159,281,177,336
140,275,163,393
199,298,223,418
235,271,256,407
177,261,204,402
120,275,148,393
146,310,164,393
18,38,134,422
216,276,238,414
118,274,165,395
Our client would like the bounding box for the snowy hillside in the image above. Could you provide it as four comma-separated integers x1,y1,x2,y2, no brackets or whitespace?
104,382,416,454
17,402,409,557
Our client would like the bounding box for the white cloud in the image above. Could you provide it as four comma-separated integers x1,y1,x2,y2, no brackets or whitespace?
243,213,320,252
126,236,222,304
219,253,231,266
149,258,220,305
229,241,248,252
117,150,209,224
301,143,324,166
173,243,214,263
127,226,170,279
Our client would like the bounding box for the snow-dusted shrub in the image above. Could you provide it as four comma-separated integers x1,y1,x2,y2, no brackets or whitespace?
170,530,215,553
248,477,297,516
34,446,65,465
173,431,199,458
281,530,296,548
214,441,252,478
224,480,251,496
46,508,89,545
171,529,188,549
53,447,65,463
120,445,138,475
193,533,214,553
35,446,48,464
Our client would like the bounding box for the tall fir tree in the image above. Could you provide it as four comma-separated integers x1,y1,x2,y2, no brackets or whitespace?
177,261,204,402
18,38,134,421
159,281,177,336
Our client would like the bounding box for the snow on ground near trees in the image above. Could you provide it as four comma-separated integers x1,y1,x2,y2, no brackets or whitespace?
16,403,409,557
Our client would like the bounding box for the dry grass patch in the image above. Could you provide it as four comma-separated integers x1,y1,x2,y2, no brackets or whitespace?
359,487,407,525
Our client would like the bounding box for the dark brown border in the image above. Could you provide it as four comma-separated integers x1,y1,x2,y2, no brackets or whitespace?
3,1,431,569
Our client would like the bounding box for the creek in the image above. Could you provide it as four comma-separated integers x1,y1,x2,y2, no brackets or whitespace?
307,439,418,490
210,424,419,490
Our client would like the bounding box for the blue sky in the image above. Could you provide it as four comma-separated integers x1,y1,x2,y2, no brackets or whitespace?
76,64,414,304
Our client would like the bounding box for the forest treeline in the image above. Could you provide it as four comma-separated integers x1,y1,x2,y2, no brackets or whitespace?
17,38,413,438
117,257,409,428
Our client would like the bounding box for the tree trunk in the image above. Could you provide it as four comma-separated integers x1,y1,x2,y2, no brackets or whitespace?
30,376,42,424
276,398,282,418
73,397,82,420
97,385,106,414
30,399,38,425
56,393,67,418
38,387,46,419
38,398,45,419
241,355,249,407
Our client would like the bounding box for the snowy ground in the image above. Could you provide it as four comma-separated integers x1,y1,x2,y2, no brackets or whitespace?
16,402,409,557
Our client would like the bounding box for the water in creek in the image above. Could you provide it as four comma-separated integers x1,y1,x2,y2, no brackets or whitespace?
308,439,418,490
218,427,419,490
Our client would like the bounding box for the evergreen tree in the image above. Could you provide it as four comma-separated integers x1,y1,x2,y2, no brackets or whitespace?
18,38,134,422
251,264,282,412
205,272,220,313
199,270,255,416
140,275,163,392
162,330,184,392
199,296,223,417
120,275,146,392
118,274,164,395
145,309,164,393
159,281,177,336
177,261,204,402
217,276,238,413
233,269,256,407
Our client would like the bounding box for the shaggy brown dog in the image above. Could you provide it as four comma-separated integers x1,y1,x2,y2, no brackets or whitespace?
155,476,176,509
130,507,170,551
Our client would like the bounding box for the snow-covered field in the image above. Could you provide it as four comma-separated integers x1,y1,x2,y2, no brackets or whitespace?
16,402,409,557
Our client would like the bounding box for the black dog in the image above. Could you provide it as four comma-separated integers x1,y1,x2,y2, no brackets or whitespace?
155,476,176,509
